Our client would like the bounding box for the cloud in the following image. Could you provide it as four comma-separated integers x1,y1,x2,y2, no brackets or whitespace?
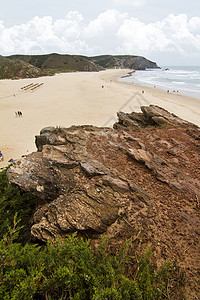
0,12,90,55
188,17,200,34
112,0,146,7
83,10,127,38
0,10,199,64
116,13,200,56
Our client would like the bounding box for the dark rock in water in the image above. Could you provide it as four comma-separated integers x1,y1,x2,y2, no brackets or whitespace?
6,105,200,297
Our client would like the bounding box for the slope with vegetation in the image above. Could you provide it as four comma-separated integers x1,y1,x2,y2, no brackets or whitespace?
0,56,48,79
8,53,101,73
0,53,159,79
0,170,184,299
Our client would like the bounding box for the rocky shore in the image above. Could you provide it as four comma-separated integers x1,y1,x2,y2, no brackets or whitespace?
7,105,200,298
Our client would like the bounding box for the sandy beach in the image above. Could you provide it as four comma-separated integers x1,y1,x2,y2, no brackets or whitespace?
1,69,200,168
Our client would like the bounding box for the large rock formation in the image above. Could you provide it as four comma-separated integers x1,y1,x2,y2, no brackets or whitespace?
7,105,200,298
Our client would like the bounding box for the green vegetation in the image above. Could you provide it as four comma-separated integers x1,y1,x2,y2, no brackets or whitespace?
8,53,100,74
88,55,117,69
0,53,159,79
0,170,184,299
0,56,46,79
0,169,37,242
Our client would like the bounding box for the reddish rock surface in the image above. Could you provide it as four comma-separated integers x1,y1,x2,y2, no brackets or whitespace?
7,106,200,299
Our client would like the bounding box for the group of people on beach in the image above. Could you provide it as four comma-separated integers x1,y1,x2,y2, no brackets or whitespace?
15,111,23,117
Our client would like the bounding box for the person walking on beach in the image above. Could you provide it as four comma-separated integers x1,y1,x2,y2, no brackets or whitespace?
0,151,4,161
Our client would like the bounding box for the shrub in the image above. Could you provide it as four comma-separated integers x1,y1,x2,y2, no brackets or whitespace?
0,217,185,299
0,169,185,299
0,169,37,243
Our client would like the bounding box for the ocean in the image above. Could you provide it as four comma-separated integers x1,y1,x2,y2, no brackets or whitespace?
119,66,200,99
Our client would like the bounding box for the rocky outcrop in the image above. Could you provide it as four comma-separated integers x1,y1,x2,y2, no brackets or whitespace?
113,105,190,129
6,105,200,298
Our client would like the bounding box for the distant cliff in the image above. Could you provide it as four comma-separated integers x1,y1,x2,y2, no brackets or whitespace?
0,53,159,79
89,55,159,70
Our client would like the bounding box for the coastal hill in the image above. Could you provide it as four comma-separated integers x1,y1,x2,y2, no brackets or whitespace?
89,54,159,70
0,53,159,79
0,55,49,79
8,53,101,73
7,105,200,298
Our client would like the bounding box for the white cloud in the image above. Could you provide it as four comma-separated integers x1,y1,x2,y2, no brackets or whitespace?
112,0,146,7
83,10,127,38
0,12,88,55
117,13,200,56
188,17,200,34
0,10,199,64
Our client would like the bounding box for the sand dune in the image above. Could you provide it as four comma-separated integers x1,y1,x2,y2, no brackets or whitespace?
1,69,200,168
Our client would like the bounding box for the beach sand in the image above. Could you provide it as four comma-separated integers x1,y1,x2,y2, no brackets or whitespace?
1,69,200,168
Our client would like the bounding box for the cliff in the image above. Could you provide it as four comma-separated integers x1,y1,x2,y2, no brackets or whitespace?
7,105,200,298
89,55,159,70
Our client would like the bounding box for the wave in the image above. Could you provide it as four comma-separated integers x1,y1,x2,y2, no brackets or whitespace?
120,66,200,99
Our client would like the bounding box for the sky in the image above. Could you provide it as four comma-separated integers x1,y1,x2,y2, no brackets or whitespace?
0,0,200,66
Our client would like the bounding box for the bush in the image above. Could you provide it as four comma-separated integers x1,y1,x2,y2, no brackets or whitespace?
0,169,37,243
0,217,185,300
0,169,185,299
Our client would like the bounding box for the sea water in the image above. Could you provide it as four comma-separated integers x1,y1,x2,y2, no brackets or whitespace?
120,66,200,99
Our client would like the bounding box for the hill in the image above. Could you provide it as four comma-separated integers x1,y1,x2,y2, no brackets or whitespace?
0,55,49,79
0,53,159,79
8,53,102,73
89,54,159,70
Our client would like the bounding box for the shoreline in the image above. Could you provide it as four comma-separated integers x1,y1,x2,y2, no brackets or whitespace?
1,69,200,168
120,67,200,99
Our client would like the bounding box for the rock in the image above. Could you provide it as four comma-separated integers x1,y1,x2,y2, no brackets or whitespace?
126,148,152,163
7,109,200,239
80,160,109,176
113,112,143,129
6,106,200,297
102,176,129,193
114,105,193,129
151,116,170,126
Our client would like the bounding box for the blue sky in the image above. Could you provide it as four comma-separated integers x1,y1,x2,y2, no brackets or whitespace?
0,0,200,65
